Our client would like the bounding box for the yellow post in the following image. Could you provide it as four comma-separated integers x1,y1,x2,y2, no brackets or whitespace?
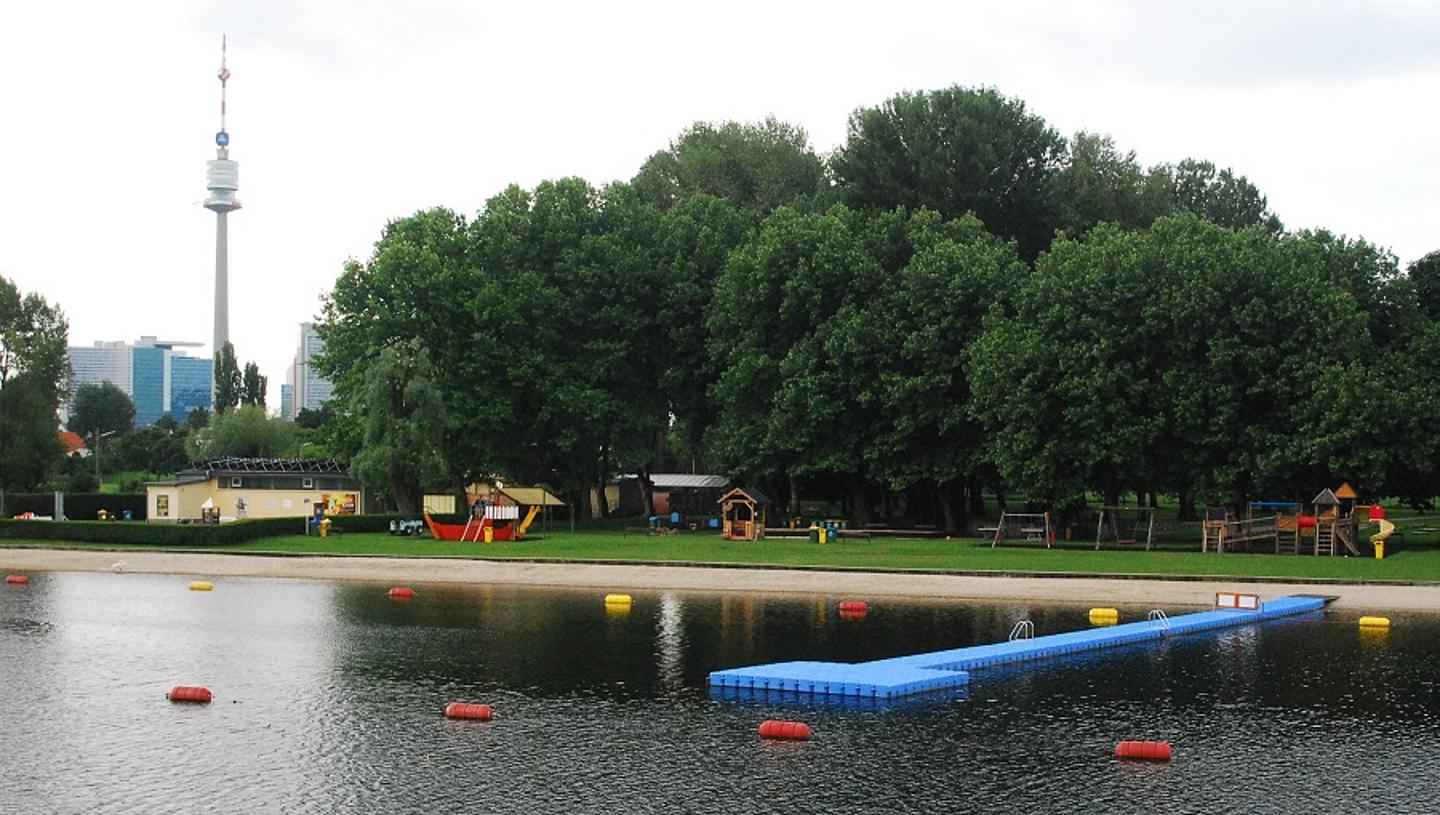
1375,540,1385,559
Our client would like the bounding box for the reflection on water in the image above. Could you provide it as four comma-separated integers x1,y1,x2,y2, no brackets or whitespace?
2,571,1438,813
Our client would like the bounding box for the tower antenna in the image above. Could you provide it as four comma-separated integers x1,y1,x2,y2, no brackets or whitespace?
218,35,230,135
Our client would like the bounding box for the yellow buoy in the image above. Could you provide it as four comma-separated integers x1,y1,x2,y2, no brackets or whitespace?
604,593,632,606
1089,607,1119,625
189,581,213,592
1358,616,1390,629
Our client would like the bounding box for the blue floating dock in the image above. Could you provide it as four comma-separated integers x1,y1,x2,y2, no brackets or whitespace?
708,595,1326,704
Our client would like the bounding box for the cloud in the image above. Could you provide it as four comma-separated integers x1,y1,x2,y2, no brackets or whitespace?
1007,0,1440,87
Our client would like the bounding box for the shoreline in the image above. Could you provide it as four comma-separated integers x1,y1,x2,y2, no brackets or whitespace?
3,547,1438,612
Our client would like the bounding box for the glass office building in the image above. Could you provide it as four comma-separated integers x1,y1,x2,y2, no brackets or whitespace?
65,337,212,427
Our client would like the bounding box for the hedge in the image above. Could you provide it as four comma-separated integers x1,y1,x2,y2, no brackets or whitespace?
2,493,148,521
0,512,396,547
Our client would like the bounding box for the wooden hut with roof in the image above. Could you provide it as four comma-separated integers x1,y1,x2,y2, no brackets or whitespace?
718,486,770,541
1311,486,1362,556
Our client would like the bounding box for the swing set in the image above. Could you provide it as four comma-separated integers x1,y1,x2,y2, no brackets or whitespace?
1094,506,1156,550
983,512,1056,548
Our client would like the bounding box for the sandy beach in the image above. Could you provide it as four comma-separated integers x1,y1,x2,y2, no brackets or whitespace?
2,547,1436,612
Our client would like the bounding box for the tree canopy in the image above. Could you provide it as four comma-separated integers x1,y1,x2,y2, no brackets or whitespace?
187,404,297,460
633,118,830,214
213,342,241,414
67,381,136,442
0,275,69,491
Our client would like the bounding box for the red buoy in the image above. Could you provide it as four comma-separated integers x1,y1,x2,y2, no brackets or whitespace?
759,720,812,740
167,686,213,703
1115,740,1173,761
388,587,415,599
444,702,493,721
5,575,29,585
838,600,868,613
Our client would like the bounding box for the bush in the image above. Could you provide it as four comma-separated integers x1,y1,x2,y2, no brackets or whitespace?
2,493,148,521
0,516,300,546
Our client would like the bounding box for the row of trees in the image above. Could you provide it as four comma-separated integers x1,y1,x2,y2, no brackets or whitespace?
315,85,1437,526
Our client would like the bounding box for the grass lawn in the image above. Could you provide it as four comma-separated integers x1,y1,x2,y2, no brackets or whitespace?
6,529,1439,583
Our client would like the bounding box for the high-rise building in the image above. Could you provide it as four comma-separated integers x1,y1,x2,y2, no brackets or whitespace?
65,338,211,427
279,383,293,420
171,355,215,421
288,322,333,418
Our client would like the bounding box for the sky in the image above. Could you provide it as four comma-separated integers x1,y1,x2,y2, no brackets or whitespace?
2,1,1437,411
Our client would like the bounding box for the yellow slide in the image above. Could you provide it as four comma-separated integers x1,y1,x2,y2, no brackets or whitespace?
1371,518,1396,559
517,505,541,538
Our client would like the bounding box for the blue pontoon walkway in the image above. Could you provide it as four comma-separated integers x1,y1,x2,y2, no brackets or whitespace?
708,594,1326,703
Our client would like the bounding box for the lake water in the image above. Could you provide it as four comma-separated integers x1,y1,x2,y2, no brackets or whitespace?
2,571,1437,813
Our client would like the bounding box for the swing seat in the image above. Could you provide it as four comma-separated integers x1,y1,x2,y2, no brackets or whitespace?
1117,538,1137,546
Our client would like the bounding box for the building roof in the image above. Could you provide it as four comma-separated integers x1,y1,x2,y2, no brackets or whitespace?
648,473,730,490
1312,488,1340,507
58,430,86,455
497,486,566,507
718,486,771,505
1334,482,1357,500
180,457,350,476
146,475,210,487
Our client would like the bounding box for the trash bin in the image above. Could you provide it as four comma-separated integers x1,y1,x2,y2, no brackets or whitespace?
818,526,829,545
483,526,494,544
808,524,819,544
319,518,331,538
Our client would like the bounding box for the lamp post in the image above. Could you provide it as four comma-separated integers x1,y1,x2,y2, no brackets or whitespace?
93,430,115,485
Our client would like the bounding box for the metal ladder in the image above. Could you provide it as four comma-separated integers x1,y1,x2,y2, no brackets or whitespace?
1009,620,1035,641
1148,609,1171,631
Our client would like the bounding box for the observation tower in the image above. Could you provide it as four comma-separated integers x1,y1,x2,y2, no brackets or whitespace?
203,36,240,392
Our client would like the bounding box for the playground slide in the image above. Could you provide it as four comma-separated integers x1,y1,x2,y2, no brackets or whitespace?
1372,518,1396,544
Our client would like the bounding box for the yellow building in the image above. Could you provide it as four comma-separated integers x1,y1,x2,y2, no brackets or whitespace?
147,457,363,523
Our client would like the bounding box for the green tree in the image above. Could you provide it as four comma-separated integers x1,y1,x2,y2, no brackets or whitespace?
1156,158,1283,234
295,406,328,430
831,86,1066,260
857,210,1025,530
186,404,297,459
1055,131,1170,236
111,422,189,475
213,341,241,413
67,381,136,442
654,194,756,456
0,274,69,491
185,407,210,431
347,344,450,515
1407,250,1440,320
241,361,267,407
633,118,830,214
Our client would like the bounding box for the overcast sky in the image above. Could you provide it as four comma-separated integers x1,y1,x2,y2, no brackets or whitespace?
2,1,1436,410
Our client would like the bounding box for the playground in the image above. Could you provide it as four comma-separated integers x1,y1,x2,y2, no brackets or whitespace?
4,524,1439,583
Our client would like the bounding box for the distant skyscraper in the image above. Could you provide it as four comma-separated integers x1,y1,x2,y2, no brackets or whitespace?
288,322,333,417
204,37,240,395
65,338,211,427
279,383,293,420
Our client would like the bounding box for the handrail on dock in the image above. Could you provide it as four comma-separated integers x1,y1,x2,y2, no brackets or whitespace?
1008,620,1035,641
1147,609,1170,630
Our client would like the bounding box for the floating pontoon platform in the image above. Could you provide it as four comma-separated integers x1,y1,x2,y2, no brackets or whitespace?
708,595,1326,703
